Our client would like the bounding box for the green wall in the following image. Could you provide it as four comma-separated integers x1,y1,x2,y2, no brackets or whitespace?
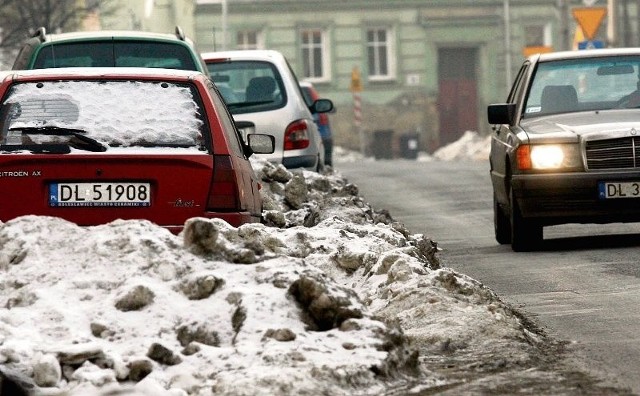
193,0,585,153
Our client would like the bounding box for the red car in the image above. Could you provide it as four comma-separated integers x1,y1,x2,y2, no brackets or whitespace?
0,68,274,232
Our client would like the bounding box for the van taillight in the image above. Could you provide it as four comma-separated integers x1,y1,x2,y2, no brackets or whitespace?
208,155,240,210
284,119,310,150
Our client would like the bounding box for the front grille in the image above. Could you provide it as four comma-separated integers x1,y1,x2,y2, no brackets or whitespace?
586,137,640,170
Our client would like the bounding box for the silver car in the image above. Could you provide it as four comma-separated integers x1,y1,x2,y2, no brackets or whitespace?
202,50,333,171
489,48,640,251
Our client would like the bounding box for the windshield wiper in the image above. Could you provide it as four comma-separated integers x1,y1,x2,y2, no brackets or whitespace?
8,126,107,152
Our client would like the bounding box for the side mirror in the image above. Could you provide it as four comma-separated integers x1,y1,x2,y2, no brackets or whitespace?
311,98,333,114
487,103,516,126
247,134,275,156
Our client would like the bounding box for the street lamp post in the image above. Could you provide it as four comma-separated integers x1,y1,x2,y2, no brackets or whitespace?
222,0,228,50
504,0,512,91
607,0,617,47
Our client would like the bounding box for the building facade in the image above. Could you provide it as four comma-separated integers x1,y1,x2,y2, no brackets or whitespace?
99,0,196,38
193,0,609,155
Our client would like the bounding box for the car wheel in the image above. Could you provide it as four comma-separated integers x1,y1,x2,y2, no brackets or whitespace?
510,188,542,252
494,192,511,244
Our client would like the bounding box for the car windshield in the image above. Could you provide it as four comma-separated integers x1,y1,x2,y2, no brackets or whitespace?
524,55,640,118
33,41,198,71
206,60,286,114
0,80,205,151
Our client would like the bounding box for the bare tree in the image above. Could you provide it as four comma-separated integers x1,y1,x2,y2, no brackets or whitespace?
0,0,114,52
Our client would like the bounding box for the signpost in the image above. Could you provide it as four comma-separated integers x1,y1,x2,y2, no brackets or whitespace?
572,6,607,40
572,5,607,49
350,66,365,155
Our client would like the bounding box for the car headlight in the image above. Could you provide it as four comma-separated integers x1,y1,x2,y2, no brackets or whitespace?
516,144,582,170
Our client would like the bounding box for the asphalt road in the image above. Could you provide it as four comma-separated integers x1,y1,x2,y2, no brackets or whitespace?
337,158,640,394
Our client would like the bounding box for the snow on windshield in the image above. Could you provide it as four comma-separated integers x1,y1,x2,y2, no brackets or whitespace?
3,81,204,147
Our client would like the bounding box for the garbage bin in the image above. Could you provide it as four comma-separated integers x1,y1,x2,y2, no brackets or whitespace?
371,130,394,159
399,133,419,159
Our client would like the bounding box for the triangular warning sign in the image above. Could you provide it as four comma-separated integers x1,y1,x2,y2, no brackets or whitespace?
572,7,607,40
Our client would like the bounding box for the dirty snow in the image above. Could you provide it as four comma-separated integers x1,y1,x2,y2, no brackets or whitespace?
0,132,582,395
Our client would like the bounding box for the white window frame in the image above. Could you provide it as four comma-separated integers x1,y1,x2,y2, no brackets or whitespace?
300,29,330,83
366,26,396,81
236,29,263,50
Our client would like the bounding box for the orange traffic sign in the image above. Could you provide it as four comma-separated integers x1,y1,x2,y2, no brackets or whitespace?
572,7,607,40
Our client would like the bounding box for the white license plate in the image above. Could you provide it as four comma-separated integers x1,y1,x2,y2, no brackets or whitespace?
49,182,151,207
598,181,640,199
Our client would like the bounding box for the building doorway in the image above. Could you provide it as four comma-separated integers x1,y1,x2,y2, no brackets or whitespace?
437,47,479,147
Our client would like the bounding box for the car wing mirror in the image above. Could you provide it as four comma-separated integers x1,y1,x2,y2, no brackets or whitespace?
311,98,334,114
487,103,516,126
247,134,275,156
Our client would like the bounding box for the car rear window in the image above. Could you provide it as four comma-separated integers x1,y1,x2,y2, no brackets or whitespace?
0,80,207,151
32,41,198,71
206,60,286,114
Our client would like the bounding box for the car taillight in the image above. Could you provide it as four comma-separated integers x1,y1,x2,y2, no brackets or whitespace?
284,119,310,150
207,155,240,210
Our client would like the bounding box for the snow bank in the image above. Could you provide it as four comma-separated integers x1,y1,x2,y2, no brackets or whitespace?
431,131,491,161
0,156,540,396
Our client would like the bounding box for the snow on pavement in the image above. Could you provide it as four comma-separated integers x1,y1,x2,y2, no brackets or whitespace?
0,133,549,395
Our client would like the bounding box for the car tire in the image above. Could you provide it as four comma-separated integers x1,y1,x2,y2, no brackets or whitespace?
494,192,511,244
510,188,542,252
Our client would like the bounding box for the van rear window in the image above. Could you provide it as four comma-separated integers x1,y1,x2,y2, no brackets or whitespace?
32,41,197,71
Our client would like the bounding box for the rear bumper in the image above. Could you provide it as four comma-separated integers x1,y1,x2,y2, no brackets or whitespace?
282,154,317,170
512,171,640,226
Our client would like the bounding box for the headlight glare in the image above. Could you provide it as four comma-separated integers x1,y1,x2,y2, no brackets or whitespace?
530,145,564,169
516,144,582,171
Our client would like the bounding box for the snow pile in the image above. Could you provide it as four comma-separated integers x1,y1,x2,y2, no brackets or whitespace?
431,131,491,161
0,156,540,396
333,131,490,163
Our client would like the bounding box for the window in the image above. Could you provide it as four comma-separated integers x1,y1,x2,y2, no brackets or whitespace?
367,27,394,80
2,81,205,149
524,24,551,47
32,41,197,71
236,30,261,50
301,29,329,81
206,60,286,115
